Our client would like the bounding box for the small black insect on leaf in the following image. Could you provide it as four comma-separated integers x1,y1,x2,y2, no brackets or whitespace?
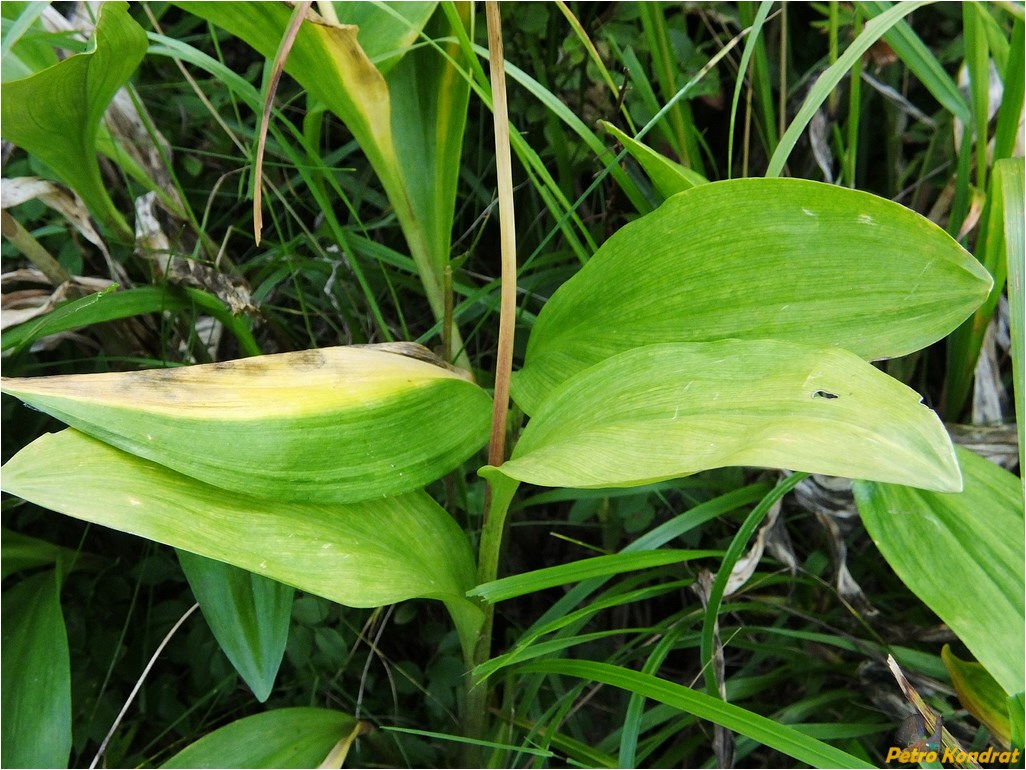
813,390,840,400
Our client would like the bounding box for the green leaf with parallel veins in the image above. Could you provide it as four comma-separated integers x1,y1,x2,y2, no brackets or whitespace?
854,447,1025,697
178,552,294,703
161,708,362,769
0,1,145,239
602,121,707,200
0,429,484,660
512,178,992,415
0,346,491,504
2,570,71,769
496,340,961,492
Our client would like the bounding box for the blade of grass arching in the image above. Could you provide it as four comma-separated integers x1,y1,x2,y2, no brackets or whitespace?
0,286,260,357
526,483,770,635
501,713,619,768
469,549,718,604
382,727,556,760
854,2,971,126
475,580,694,680
730,2,776,178
964,3,992,194
700,474,808,697
993,17,1024,163
998,158,1024,465
619,624,685,768
517,660,872,768
498,57,649,213
766,0,932,178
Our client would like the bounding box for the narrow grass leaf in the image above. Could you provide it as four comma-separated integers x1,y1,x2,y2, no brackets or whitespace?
160,707,362,769
1,570,71,769
0,429,484,659
1,285,261,357
177,552,294,703
512,178,992,414
516,659,871,769
766,1,932,178
504,340,961,493
854,446,1025,696
855,1,971,126
0,1,144,239
468,550,717,604
1,346,491,503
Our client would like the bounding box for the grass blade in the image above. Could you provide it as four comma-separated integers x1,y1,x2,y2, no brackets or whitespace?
516,659,872,769
766,1,932,178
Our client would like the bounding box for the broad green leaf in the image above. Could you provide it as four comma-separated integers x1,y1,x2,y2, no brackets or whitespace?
1,570,71,769
854,447,1025,696
498,340,961,493
0,2,145,239
942,645,1011,747
602,121,707,200
468,549,718,603
178,552,294,703
515,659,871,769
512,178,992,414
161,707,362,769
0,429,484,659
1,345,491,503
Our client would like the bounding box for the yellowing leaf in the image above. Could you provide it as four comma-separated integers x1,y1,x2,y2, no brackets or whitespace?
1,346,491,503
495,340,961,493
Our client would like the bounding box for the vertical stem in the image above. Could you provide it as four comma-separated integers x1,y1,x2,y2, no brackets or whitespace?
486,2,518,473
463,2,519,753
